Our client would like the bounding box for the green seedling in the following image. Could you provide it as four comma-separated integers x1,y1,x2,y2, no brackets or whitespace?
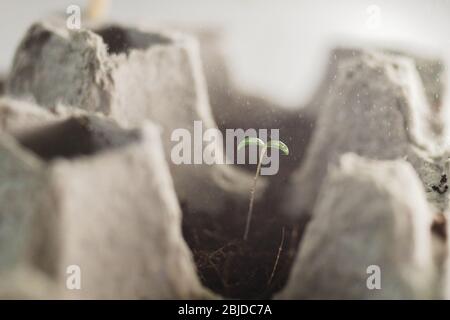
237,137,289,241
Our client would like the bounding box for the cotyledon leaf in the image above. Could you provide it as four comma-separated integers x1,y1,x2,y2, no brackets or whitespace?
267,140,289,155
237,137,266,151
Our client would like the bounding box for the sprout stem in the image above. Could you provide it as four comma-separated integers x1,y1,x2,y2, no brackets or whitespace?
243,146,267,241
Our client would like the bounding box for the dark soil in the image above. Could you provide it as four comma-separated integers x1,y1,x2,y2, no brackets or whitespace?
182,192,309,299
181,91,314,299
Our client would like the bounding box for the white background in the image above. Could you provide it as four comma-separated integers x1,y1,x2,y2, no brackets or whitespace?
0,0,449,107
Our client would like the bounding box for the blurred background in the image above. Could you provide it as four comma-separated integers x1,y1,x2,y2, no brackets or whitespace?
0,0,449,107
